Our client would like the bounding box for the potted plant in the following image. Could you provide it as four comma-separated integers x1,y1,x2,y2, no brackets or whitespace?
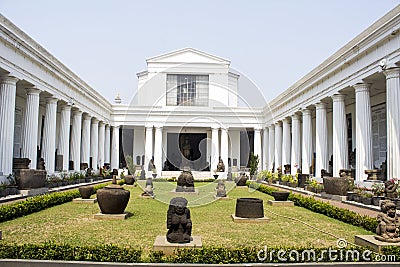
360,190,373,205
249,153,259,180
280,174,290,186
371,183,385,206
0,182,9,197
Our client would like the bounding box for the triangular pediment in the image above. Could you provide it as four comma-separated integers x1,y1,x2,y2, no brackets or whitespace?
146,48,230,65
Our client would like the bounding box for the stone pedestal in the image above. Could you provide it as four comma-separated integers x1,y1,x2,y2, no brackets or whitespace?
231,214,269,223
355,235,400,253
15,169,47,189
73,198,97,203
267,200,294,206
93,212,129,220
153,235,202,256
214,196,229,200
19,188,48,197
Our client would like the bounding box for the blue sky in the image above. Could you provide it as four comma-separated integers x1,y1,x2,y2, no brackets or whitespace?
1,0,399,106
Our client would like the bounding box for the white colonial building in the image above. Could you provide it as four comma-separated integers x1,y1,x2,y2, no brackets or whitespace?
0,5,399,183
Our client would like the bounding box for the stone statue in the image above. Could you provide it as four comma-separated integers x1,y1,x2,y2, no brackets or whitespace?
217,158,225,172
166,197,192,243
216,180,227,197
384,179,398,199
37,158,45,170
142,178,154,197
176,170,195,192
375,200,400,242
182,138,191,160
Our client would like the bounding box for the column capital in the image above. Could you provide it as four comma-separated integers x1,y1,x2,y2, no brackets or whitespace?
331,93,346,102
253,127,261,132
60,103,72,111
105,124,111,129
275,121,282,126
1,76,18,85
82,113,92,120
269,123,275,129
25,88,41,95
155,126,163,130
315,102,327,110
72,109,83,116
282,117,291,124
45,96,58,104
384,67,400,80
301,108,312,116
353,82,371,93
113,125,120,129
291,114,300,121
211,126,220,131
91,118,100,124
99,121,105,127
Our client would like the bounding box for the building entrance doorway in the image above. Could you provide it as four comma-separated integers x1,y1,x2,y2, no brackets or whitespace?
166,133,207,171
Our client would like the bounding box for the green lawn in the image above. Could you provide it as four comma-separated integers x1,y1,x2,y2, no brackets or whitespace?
0,181,371,254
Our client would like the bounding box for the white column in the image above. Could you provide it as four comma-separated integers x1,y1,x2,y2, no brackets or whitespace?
104,125,111,164
21,88,41,169
282,118,291,168
98,122,105,168
291,114,301,175
80,113,91,166
230,130,240,171
162,128,167,168
253,127,261,170
315,102,329,178
262,127,268,170
274,121,282,171
111,126,120,170
268,124,275,171
332,94,348,177
41,97,58,173
57,104,71,171
70,110,82,171
211,127,220,172
302,109,312,175
90,118,99,169
385,68,400,180
220,127,229,171
354,83,373,182
0,76,18,175
144,126,153,174
154,126,163,175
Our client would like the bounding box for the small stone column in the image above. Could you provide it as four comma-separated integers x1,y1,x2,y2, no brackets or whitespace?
354,83,373,181
70,110,82,171
282,118,291,170
41,97,58,173
315,102,329,178
80,113,91,168
220,127,229,171
302,108,313,175
104,125,111,165
98,122,105,169
274,121,282,172
90,118,99,169
291,114,301,175
268,124,275,171
385,68,400,180
262,127,269,170
0,76,18,175
144,126,153,174
211,127,220,172
154,126,163,175
21,88,41,169
111,126,120,170
57,104,71,171
332,94,348,177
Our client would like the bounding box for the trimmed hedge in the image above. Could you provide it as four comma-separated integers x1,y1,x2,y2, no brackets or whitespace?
248,182,377,233
0,243,142,263
0,183,108,223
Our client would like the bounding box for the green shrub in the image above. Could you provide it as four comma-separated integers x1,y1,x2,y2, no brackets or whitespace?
248,182,377,233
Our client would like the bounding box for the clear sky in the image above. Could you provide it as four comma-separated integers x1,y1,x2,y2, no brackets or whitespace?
1,0,399,106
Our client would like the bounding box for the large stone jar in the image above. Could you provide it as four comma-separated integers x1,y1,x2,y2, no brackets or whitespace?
79,186,94,199
124,175,135,185
235,198,264,218
96,184,130,214
271,191,290,201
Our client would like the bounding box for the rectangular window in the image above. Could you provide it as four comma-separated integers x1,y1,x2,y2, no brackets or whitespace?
166,74,209,106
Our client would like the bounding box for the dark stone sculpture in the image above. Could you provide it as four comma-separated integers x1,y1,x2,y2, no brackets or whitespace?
271,191,290,201
13,158,30,170
96,184,130,214
124,175,135,185
217,158,225,172
142,178,154,197
375,200,400,242
37,158,46,170
235,198,264,218
166,197,192,243
235,172,248,186
79,186,94,199
323,177,354,196
216,180,227,197
384,179,398,199
176,170,195,192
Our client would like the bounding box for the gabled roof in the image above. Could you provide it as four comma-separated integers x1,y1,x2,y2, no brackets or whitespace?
146,47,230,65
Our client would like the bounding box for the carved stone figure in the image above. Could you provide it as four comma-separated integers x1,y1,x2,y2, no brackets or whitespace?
176,170,195,192
216,180,226,197
375,200,400,242
37,158,45,170
217,158,225,172
235,172,248,186
166,197,192,243
384,179,398,199
142,178,154,197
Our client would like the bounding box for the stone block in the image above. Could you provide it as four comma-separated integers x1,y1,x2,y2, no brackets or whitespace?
354,235,400,253
72,198,97,203
231,214,269,223
15,169,46,189
93,212,129,220
19,187,48,197
153,235,202,256
267,200,294,206
320,192,347,201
